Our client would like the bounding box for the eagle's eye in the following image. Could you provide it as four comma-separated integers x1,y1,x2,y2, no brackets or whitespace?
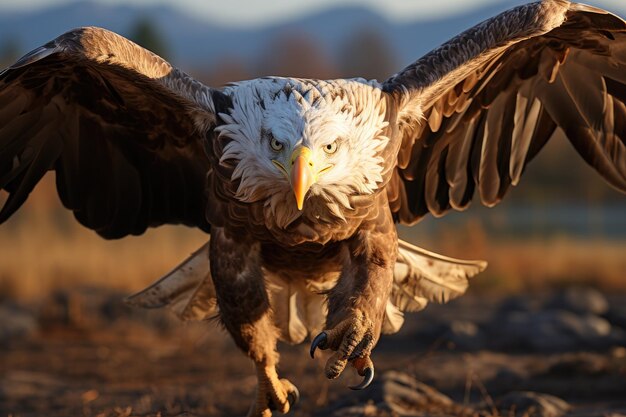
323,140,338,155
270,136,284,152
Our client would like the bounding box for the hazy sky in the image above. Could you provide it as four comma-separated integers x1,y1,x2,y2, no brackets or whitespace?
0,0,623,26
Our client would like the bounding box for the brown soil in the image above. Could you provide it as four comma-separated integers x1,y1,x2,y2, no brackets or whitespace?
2,290,626,417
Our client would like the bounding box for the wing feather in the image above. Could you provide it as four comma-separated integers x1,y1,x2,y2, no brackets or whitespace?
385,1,626,223
446,119,475,209
0,27,227,238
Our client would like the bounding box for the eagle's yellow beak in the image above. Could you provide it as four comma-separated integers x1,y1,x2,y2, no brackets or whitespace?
290,146,315,211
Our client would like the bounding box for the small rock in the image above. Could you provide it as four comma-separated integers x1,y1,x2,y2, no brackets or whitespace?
545,352,608,376
611,346,626,359
399,318,486,352
330,403,379,417
605,304,626,330
0,371,66,399
443,320,485,351
545,287,609,316
494,391,570,417
403,319,450,344
324,371,457,416
489,368,527,389
497,296,536,314
489,310,613,352
0,302,37,342
375,371,454,413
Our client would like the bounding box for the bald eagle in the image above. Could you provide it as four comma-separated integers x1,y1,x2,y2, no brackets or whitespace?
1,1,625,415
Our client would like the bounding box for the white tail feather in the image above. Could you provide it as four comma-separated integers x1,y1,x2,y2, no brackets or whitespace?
382,240,487,334
125,241,218,321
266,274,330,344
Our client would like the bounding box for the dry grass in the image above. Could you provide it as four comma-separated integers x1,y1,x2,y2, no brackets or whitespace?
0,174,207,300
403,220,626,294
477,237,626,293
1,174,625,301
0,218,207,300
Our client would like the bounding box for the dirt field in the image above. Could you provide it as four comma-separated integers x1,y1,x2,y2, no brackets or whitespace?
2,288,626,417
2,178,626,417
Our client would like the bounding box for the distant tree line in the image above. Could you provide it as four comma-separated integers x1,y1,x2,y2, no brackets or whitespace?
205,26,398,85
0,18,171,68
126,17,170,60
0,38,20,69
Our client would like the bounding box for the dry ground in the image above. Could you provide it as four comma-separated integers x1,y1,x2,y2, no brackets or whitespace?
1,174,626,417
2,290,626,417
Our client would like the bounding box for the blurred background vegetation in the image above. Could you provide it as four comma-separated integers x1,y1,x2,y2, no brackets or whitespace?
0,2,625,301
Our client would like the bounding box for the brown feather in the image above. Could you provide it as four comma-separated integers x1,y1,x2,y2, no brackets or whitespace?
0,27,224,238
384,1,626,223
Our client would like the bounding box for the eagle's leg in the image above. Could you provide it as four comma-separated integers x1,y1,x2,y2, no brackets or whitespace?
311,207,397,388
252,363,299,417
210,228,298,417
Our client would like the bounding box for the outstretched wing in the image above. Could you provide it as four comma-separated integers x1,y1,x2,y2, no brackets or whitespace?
384,1,626,224
0,27,225,238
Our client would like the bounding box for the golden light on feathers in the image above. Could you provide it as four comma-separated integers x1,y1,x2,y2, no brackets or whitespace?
1,2,626,416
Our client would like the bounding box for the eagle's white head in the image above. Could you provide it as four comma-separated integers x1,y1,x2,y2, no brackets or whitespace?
216,78,390,229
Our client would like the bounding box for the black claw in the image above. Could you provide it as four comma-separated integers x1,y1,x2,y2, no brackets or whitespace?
310,332,328,358
349,367,374,390
287,386,300,407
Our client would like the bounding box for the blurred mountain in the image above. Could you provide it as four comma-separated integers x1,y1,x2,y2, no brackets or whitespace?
2,0,623,78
